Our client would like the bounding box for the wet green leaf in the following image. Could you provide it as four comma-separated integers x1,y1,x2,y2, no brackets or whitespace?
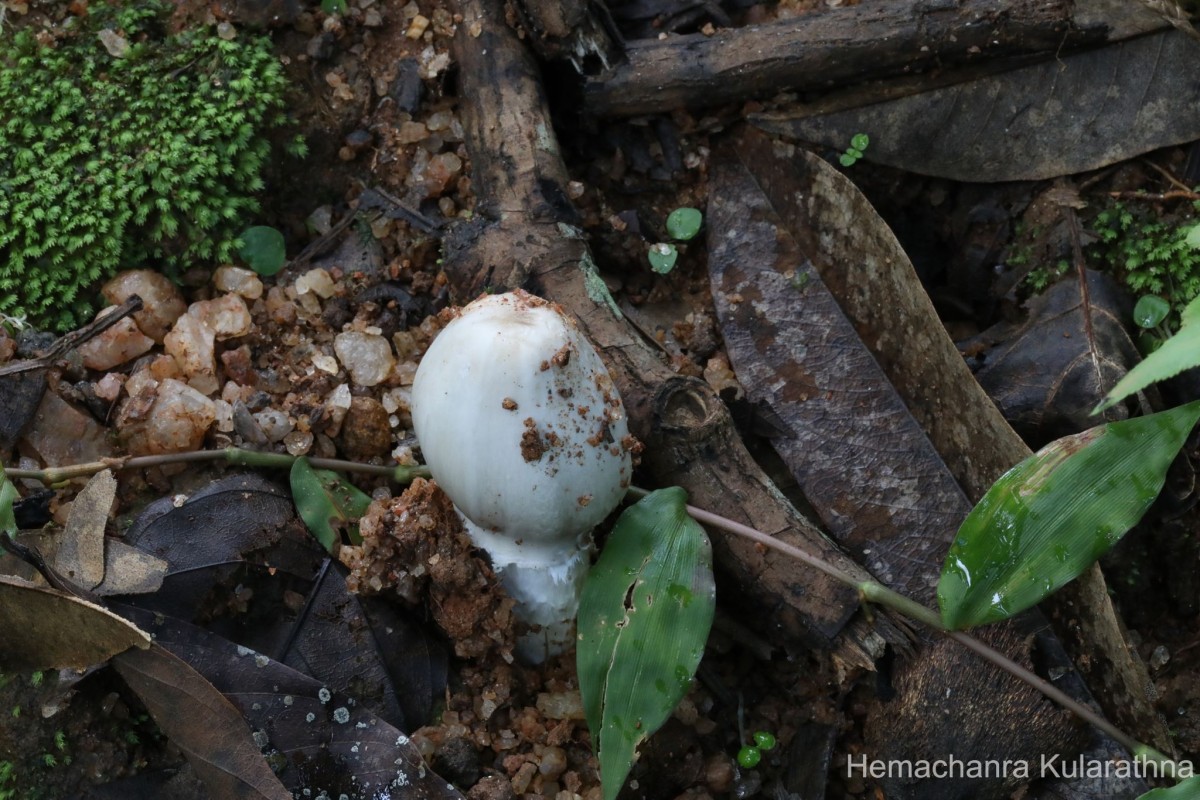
289,459,371,552
1134,295,1170,329
665,207,703,241
648,243,678,274
939,401,1200,630
238,225,286,276
1137,775,1200,799
0,464,17,538
577,487,715,800
1096,295,1200,412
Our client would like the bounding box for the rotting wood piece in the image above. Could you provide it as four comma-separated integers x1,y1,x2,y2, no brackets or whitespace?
445,0,905,664
583,0,1102,118
511,0,621,70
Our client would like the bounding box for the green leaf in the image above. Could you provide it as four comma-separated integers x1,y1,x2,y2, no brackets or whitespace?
850,133,870,151
665,207,703,241
647,243,678,274
1096,295,1200,412
289,459,372,553
1185,222,1200,250
0,465,18,539
1136,775,1200,799
1133,295,1171,329
577,487,715,800
839,153,857,167
237,224,286,276
939,400,1200,630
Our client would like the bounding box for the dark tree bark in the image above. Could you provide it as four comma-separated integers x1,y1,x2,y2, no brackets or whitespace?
583,0,1103,117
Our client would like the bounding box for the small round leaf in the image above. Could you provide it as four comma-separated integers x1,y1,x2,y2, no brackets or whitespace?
665,207,703,241
648,243,678,274
850,133,870,151
238,225,286,276
1133,295,1170,329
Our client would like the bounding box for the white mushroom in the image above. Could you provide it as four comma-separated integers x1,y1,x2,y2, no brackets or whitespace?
411,290,633,662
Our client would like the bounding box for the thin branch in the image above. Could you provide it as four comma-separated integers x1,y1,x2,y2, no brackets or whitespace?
4,447,430,486
627,485,1183,776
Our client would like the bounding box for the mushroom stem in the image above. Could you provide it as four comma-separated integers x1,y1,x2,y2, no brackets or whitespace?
461,516,594,662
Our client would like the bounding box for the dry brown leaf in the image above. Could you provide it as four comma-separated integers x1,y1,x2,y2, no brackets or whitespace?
0,574,149,671
113,644,293,800
57,469,115,590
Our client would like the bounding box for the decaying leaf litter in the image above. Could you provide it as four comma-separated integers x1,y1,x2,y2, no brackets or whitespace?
3,0,1200,797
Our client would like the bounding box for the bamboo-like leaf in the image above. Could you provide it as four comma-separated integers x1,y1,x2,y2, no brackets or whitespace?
289,459,371,552
1095,295,1200,413
939,401,1200,630
577,487,715,800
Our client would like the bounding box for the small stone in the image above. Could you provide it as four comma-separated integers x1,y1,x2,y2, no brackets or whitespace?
397,121,428,144
390,59,424,113
214,400,235,433
313,353,340,374
466,774,515,800
510,762,537,795
214,265,265,300
220,345,258,387
296,268,338,299
423,152,462,196
535,691,585,721
233,401,267,445
434,736,481,788
93,373,125,402
704,754,735,794
537,746,567,779
77,308,154,370
121,379,216,455
337,396,392,460
284,430,314,456
266,286,297,325
329,383,353,410
102,270,187,342
406,14,429,38
307,206,333,236
254,409,294,443
190,293,252,339
164,314,218,396
334,332,395,387
426,110,453,132
25,391,114,466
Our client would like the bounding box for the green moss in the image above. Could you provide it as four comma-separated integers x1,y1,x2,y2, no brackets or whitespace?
0,1,305,331
1089,200,1200,325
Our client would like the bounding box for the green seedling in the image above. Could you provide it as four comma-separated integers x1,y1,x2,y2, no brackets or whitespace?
238,226,287,277
736,730,777,769
839,133,870,167
648,207,703,274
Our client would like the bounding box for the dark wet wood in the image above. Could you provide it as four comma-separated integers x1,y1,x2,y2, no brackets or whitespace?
584,0,1100,117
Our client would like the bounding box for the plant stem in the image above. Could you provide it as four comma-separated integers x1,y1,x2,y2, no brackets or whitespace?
626,486,1183,776
4,447,430,486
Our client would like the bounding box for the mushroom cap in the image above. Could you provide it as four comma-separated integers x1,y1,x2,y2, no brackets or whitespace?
412,291,632,555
